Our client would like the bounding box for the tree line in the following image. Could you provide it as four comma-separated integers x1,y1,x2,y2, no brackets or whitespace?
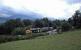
0,10,81,35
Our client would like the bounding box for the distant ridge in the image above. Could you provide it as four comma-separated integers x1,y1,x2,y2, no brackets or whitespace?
0,6,43,23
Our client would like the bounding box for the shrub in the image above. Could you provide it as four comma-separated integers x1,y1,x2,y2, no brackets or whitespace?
0,35,31,43
61,22,72,31
11,27,26,35
32,32,48,37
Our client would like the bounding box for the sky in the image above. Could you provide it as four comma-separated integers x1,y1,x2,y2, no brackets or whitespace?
0,0,81,19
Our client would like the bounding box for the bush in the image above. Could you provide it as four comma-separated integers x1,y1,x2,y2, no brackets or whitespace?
32,32,48,37
11,27,26,35
61,22,72,31
0,35,31,44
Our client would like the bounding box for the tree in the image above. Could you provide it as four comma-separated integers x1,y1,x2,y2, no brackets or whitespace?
11,27,26,35
61,21,72,31
68,10,81,29
41,18,49,27
0,24,7,34
0,18,25,35
23,19,32,26
33,19,43,28
52,20,61,28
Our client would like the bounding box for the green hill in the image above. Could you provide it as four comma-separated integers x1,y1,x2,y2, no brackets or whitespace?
0,30,81,50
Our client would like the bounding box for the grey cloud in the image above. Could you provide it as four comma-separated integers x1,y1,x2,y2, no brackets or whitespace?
64,0,81,4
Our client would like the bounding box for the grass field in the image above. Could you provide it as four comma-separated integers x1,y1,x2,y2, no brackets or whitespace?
0,30,81,50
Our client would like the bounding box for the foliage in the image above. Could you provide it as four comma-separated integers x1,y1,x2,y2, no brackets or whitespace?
32,32,48,37
11,27,26,35
23,19,32,26
33,19,43,28
62,22,72,31
0,18,25,35
61,20,72,31
33,18,53,28
0,35,29,43
68,10,81,29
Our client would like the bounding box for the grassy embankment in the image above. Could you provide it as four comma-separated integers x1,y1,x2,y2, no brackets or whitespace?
0,30,81,50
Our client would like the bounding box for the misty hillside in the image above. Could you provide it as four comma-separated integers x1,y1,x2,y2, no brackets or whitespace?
0,6,43,23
